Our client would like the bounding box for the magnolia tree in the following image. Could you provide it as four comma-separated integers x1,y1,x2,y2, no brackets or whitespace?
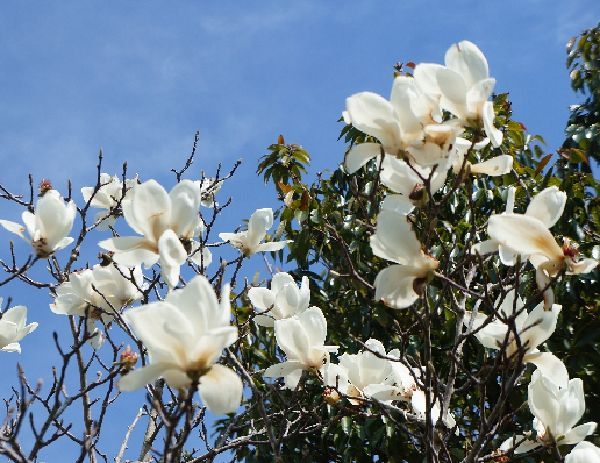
0,37,598,463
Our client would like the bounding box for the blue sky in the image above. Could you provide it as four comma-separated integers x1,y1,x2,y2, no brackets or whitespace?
0,1,598,461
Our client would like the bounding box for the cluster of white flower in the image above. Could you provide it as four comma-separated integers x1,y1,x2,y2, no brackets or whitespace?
336,40,598,459
0,40,597,461
0,173,291,415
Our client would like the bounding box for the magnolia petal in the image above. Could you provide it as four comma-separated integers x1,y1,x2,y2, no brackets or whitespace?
524,351,569,388
263,360,304,380
526,186,566,229
380,155,423,196
488,214,563,262
374,265,420,309
1,342,22,353
255,241,291,253
498,244,518,266
483,101,503,147
562,422,598,445
345,143,382,174
565,441,600,462
345,92,400,148
248,287,275,312
0,220,27,240
119,363,174,391
500,435,541,455
157,230,187,288
436,67,468,119
363,383,403,403
413,63,445,97
99,236,158,267
567,258,598,275
370,210,422,264
520,303,561,352
471,239,499,256
381,194,414,215
123,180,170,240
247,208,273,249
445,40,489,89
198,365,243,415
253,314,275,327
469,155,513,176
528,371,561,433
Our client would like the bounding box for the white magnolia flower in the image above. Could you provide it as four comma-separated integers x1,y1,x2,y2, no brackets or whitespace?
51,264,143,349
450,137,512,176
195,177,222,208
566,442,600,463
414,40,503,147
0,190,76,257
326,339,417,406
248,272,309,327
464,290,567,384
219,208,291,257
81,173,137,230
99,180,212,288
0,301,38,353
486,186,597,305
370,209,438,308
379,156,448,214
119,276,243,415
503,371,597,453
264,307,338,389
344,76,459,173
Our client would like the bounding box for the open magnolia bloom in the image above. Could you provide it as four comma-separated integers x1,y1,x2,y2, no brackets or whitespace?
99,180,212,288
344,75,456,174
264,307,338,389
333,339,394,404
248,272,309,327
219,208,291,257
414,40,503,147
51,264,143,349
450,137,512,176
370,209,438,308
486,186,597,305
119,276,243,415
463,290,567,385
565,442,600,462
501,371,597,454
0,189,76,257
195,177,222,208
0,301,38,353
81,173,137,230
379,156,448,214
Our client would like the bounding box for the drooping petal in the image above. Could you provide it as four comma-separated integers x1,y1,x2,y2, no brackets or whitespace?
255,241,291,253
567,258,598,275
198,364,243,414
526,186,566,229
520,303,560,352
370,210,422,264
118,363,174,391
562,422,598,445
381,194,414,215
482,101,503,147
263,360,304,381
374,265,420,309
488,214,563,262
157,230,187,288
345,143,382,174
469,155,513,176
0,220,27,240
99,236,159,267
